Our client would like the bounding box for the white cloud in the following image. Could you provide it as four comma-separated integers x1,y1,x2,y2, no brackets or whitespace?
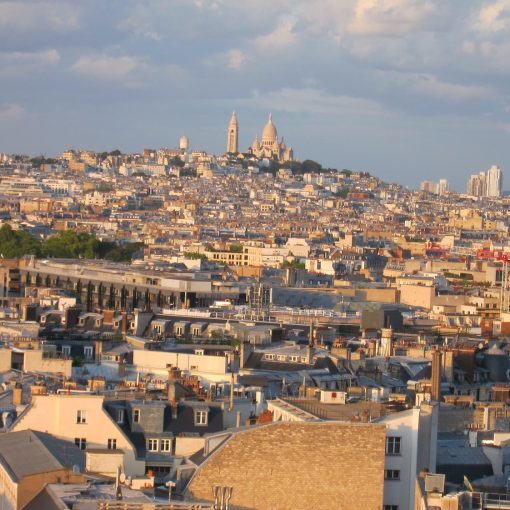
475,0,510,33
0,49,60,76
302,0,437,39
0,103,27,122
242,87,386,116
254,20,298,48
0,1,79,32
71,53,187,88
461,40,477,54
71,54,141,81
226,49,246,70
348,0,436,35
0,49,60,65
379,71,494,100
118,16,162,41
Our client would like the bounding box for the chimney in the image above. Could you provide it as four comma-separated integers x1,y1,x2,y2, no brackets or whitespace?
103,309,115,325
121,311,128,335
239,342,253,369
118,359,126,379
236,411,241,428
65,306,80,329
95,341,102,364
229,373,235,412
431,349,442,402
306,344,314,365
12,383,23,406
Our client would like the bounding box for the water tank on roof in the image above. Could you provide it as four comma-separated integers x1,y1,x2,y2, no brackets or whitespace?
483,344,510,382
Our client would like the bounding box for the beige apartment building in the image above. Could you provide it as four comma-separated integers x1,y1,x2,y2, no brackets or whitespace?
12,394,145,476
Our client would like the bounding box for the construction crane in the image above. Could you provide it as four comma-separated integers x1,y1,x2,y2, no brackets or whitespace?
476,249,510,313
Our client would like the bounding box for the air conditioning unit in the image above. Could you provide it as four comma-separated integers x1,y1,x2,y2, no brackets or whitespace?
425,473,445,494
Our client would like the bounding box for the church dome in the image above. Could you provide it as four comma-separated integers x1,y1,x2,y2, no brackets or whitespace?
262,113,277,142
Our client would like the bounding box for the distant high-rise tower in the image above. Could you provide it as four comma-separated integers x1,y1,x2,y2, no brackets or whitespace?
467,165,502,197
227,111,238,153
486,164,502,197
179,135,189,151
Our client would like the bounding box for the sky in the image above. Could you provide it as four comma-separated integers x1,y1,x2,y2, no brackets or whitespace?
1,0,510,189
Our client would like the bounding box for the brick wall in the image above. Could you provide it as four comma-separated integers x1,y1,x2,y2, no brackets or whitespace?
186,421,386,510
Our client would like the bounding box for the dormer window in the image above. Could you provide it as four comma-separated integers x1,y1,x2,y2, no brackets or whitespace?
133,409,140,423
194,409,208,426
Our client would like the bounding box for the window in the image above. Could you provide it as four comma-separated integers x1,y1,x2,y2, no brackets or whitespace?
385,469,400,480
62,345,71,357
108,438,117,450
84,346,93,359
384,506,398,510
148,439,159,452
74,438,86,450
386,436,401,456
161,439,171,452
133,409,140,423
195,410,208,426
117,409,124,424
76,410,87,424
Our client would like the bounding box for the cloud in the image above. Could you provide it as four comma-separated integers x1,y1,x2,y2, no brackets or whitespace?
475,0,510,33
117,16,162,41
348,0,436,35
0,103,27,122
0,49,60,76
254,20,298,48
71,54,140,81
226,49,246,70
241,87,386,116
70,53,187,88
378,71,494,101
302,0,438,40
0,1,79,32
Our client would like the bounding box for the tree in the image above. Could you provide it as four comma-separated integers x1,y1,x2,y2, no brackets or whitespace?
41,231,98,259
335,187,349,199
0,224,41,258
184,252,207,260
169,157,185,168
282,259,305,269
301,159,322,174
229,244,243,253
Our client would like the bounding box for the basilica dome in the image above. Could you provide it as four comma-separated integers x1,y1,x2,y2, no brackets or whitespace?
262,113,277,143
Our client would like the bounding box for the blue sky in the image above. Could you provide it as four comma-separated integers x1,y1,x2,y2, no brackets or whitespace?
1,0,510,189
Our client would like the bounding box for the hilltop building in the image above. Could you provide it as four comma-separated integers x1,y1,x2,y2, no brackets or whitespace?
249,113,294,162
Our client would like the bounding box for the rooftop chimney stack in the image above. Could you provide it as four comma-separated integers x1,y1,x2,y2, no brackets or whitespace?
431,348,442,402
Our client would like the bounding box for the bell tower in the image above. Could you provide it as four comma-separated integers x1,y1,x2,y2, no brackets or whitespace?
227,111,238,154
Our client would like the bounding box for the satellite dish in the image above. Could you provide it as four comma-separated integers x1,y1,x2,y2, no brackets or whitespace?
72,465,81,475
119,473,126,483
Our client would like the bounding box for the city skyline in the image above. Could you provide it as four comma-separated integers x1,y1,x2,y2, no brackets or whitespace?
1,1,510,189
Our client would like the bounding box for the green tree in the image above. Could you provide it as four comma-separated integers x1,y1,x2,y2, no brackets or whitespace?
0,224,41,258
42,230,98,259
301,159,322,173
169,157,185,168
282,259,305,269
229,244,243,253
